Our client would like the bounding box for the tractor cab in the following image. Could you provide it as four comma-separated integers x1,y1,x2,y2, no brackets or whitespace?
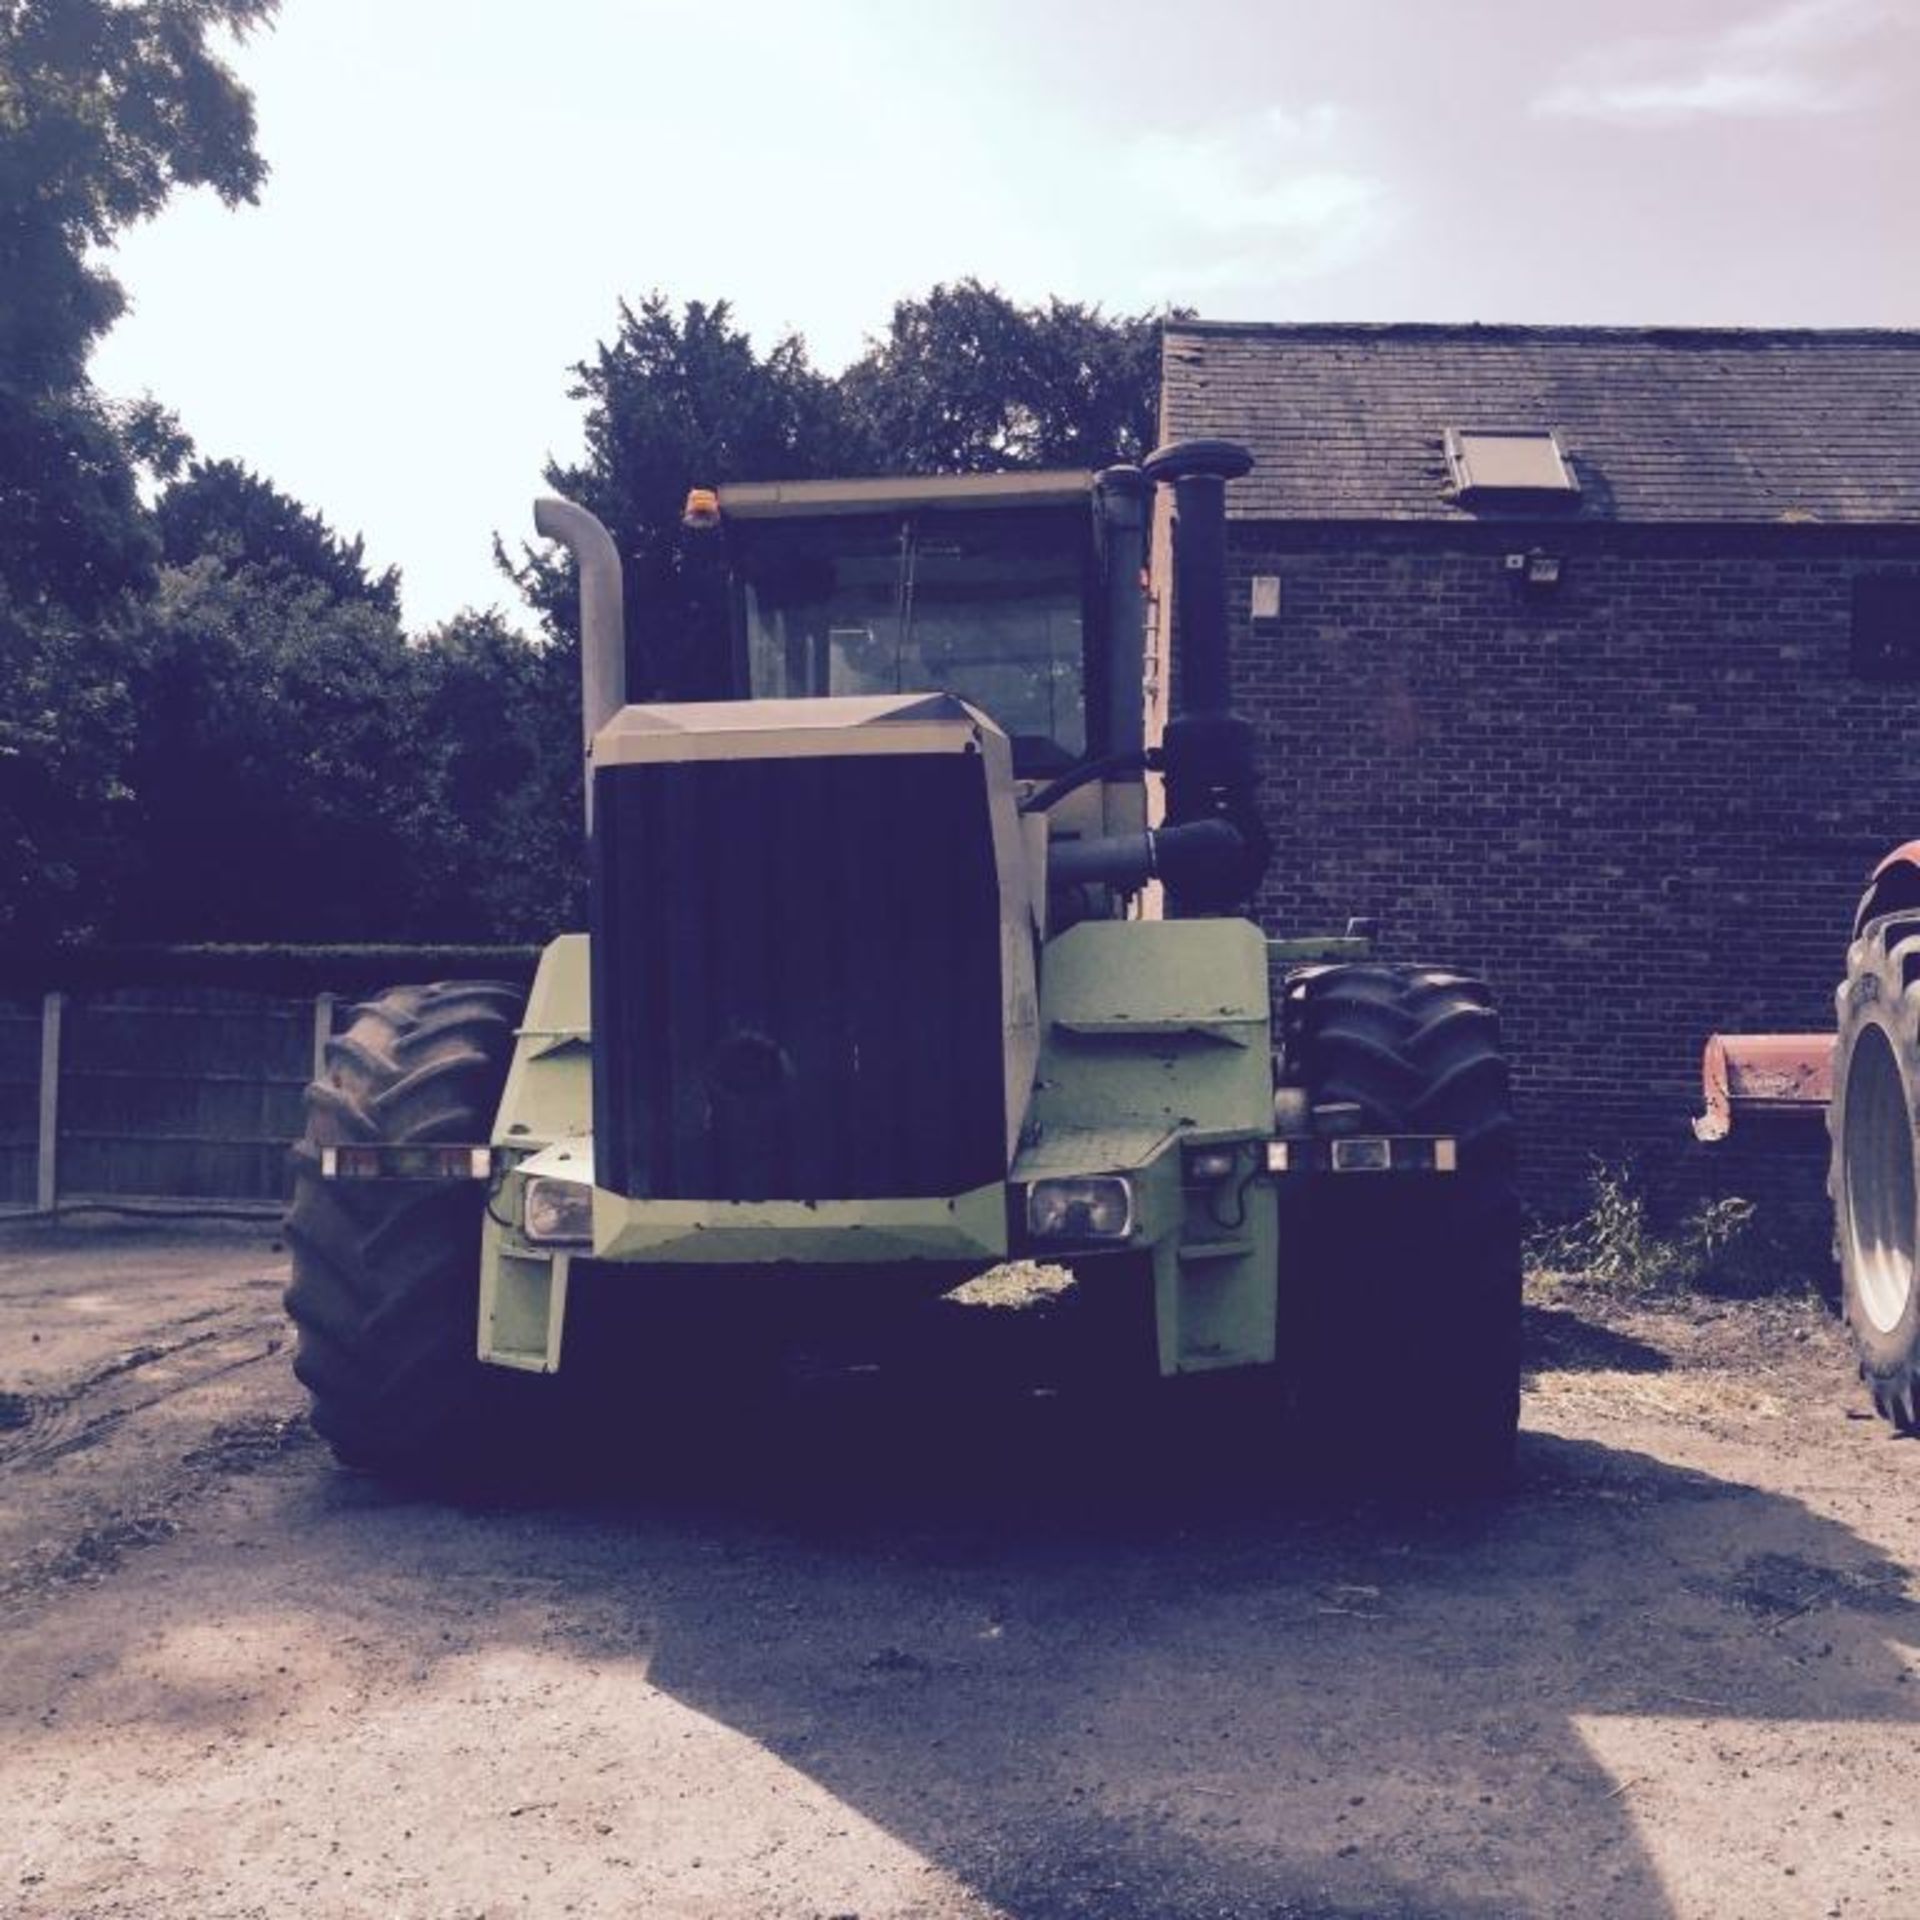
709,471,1145,781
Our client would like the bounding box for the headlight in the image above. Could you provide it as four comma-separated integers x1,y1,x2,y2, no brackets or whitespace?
523,1176,593,1246
1026,1176,1134,1242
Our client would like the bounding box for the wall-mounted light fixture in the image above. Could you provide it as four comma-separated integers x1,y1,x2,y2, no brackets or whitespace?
1504,549,1563,590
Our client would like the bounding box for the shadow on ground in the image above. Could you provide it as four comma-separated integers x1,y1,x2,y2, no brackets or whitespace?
318,1397,1920,1917
10,1282,1917,1920
1520,1299,1670,1378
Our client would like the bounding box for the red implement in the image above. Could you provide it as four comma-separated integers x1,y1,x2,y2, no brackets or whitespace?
1694,1033,1834,1142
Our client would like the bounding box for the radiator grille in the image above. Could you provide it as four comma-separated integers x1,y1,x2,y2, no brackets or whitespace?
592,752,1007,1201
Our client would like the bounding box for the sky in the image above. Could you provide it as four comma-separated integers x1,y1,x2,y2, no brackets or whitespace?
88,0,1919,632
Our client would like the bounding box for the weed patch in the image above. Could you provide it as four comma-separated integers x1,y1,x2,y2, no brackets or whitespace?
1530,1163,1763,1297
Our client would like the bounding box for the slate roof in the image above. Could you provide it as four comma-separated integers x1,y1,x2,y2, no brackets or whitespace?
1161,322,1920,526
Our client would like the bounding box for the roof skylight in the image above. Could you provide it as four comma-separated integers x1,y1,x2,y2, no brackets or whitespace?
1444,429,1579,503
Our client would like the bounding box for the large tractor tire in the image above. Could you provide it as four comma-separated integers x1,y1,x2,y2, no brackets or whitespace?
284,981,534,1479
1830,914,1920,1431
1278,964,1521,1492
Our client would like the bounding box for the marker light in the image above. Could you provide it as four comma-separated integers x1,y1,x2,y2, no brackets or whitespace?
1183,1145,1239,1183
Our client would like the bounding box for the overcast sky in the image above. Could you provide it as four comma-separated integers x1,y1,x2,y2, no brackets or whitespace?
88,0,1917,630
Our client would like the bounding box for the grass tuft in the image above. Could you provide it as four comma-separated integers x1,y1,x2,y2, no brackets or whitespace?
1529,1162,1760,1297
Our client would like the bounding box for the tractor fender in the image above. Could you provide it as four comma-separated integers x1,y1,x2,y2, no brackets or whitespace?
1853,841,1920,939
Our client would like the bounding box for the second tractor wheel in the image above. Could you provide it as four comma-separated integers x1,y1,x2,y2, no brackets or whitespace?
284,980,540,1480
1278,964,1521,1492
1830,913,1920,1431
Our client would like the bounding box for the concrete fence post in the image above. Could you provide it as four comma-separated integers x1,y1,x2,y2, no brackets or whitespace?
37,991,64,1215
311,992,335,1085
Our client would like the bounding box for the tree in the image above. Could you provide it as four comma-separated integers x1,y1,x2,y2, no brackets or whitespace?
519,285,1173,699
110,559,440,942
837,280,1175,474
158,457,401,613
518,294,866,698
0,582,133,941
0,0,276,944
1,0,277,611
0,0,274,371
107,579,580,946
412,610,584,939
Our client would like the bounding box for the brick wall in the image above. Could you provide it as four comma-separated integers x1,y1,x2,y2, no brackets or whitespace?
1227,520,1920,1221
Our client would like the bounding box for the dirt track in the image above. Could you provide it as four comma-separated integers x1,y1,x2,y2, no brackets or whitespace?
2,1220,1917,1920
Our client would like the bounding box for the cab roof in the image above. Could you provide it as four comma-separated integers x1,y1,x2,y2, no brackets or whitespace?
716,470,1093,519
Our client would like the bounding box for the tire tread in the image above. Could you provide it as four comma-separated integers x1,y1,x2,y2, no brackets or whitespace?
1280,963,1520,1492
283,979,537,1476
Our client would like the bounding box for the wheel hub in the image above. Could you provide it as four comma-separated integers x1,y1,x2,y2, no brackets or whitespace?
1842,1020,1917,1336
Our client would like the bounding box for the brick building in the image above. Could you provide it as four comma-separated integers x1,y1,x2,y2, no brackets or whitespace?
1153,321,1920,1216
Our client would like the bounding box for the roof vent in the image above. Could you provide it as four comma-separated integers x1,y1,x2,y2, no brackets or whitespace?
1444,428,1579,505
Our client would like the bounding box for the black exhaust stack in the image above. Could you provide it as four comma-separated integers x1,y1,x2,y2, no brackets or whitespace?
1144,439,1269,914
1094,464,1151,760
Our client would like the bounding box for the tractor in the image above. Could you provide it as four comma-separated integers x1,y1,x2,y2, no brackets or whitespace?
283,440,1520,1488
1824,847,1920,1428
1697,843,1920,1432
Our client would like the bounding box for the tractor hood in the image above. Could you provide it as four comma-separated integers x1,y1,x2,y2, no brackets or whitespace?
587,692,1041,1203
594,690,1008,766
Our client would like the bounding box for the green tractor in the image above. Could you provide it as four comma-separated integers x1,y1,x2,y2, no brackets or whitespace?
284,441,1520,1488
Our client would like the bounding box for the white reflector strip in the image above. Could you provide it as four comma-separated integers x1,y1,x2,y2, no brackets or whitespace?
319,1144,492,1180
1264,1137,1459,1175
1331,1137,1391,1173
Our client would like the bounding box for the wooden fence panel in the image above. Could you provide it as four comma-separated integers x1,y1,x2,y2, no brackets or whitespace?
56,989,316,1206
0,1000,38,1210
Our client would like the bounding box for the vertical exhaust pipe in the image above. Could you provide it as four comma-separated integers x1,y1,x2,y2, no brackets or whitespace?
534,495,627,831
1144,437,1252,724
1141,439,1267,913
1094,464,1150,760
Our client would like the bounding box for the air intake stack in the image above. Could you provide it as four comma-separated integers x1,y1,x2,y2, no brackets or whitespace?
1144,439,1270,914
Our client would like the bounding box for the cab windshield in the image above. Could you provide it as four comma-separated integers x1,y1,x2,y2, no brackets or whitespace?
735,505,1090,770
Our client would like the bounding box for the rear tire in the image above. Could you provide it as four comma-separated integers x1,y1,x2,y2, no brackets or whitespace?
1830,915,1920,1431
284,981,536,1478
1278,964,1521,1492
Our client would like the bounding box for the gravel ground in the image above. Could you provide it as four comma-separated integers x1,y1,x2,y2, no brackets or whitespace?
1,1219,1916,1920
